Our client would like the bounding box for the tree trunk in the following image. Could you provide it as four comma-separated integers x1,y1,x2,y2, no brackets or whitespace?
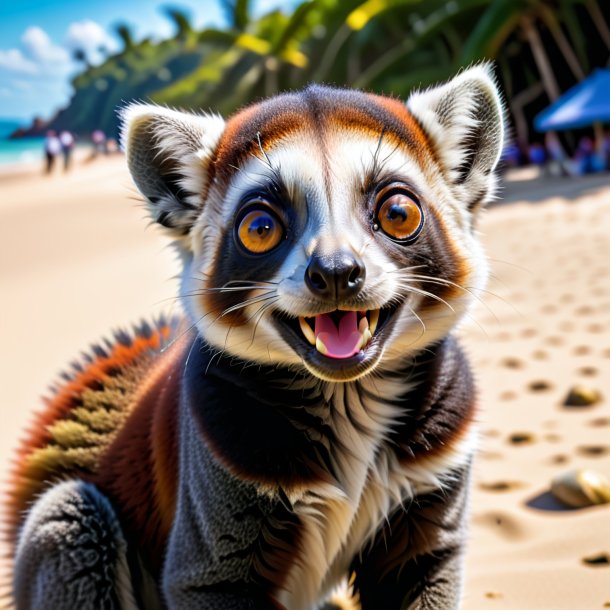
347,40,361,85
353,37,413,89
521,15,561,101
264,57,279,97
313,24,351,83
509,81,545,148
593,121,604,153
539,7,585,80
585,0,610,53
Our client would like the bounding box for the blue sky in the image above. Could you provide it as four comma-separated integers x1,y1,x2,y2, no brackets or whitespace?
0,0,282,121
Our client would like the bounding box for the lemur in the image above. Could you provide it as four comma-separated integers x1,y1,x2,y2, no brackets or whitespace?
7,65,504,609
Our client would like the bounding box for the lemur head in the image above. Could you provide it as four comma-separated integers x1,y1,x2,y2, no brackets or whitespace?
122,65,505,382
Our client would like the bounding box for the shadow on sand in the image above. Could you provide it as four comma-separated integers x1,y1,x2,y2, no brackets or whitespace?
526,491,580,512
496,171,610,205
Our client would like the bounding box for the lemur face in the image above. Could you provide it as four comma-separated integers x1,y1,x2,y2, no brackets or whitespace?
123,66,504,381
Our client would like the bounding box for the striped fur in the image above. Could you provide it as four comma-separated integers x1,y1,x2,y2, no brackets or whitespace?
6,320,183,564
7,66,505,609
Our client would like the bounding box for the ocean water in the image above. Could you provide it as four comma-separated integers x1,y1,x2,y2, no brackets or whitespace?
0,119,45,167
0,137,46,167
0,119,23,139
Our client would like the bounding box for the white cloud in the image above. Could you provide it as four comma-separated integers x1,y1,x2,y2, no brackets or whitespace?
0,21,113,120
65,20,118,64
0,48,38,75
0,27,72,77
0,25,77,118
22,26,70,66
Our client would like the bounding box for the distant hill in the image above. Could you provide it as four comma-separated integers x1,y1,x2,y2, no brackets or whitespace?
9,1,610,149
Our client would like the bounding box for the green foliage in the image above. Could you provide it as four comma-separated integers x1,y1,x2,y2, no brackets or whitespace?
47,0,610,142
221,0,252,31
460,0,525,64
163,7,195,40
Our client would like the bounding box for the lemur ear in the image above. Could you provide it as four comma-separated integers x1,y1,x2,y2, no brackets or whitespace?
120,104,225,237
407,64,505,211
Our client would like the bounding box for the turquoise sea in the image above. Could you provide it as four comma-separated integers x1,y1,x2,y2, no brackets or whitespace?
0,119,44,167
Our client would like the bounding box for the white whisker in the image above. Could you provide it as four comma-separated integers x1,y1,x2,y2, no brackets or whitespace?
220,292,278,317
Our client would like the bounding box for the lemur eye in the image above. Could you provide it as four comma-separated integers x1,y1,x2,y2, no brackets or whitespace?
236,206,285,254
375,187,424,242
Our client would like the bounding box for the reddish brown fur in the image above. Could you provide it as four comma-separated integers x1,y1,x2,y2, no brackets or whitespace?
366,92,438,166
5,321,182,568
93,334,188,575
211,100,304,187
210,86,437,192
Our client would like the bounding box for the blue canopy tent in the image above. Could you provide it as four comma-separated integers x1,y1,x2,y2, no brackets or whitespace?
535,69,610,132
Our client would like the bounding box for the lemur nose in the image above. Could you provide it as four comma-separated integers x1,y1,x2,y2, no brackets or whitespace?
305,248,366,301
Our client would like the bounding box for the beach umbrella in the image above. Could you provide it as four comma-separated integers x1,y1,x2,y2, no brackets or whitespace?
534,69,610,132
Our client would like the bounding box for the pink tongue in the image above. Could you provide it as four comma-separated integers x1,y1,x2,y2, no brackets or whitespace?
315,311,362,359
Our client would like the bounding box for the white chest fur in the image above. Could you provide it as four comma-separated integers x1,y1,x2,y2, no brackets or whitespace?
274,377,477,610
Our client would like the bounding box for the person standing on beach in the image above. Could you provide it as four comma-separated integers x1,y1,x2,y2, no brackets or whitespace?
91,129,107,157
43,131,61,174
59,130,75,171
545,132,569,177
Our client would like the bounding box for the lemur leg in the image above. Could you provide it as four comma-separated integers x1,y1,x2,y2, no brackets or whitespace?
13,480,137,610
351,466,471,610
163,587,282,610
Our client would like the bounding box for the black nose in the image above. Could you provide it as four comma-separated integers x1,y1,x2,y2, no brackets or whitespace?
305,248,366,300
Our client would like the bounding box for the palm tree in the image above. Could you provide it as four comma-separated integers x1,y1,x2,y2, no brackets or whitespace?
155,0,318,111
461,0,596,101
50,0,610,144
115,23,136,53
220,0,252,32
163,7,195,42
584,0,610,54
72,48,91,70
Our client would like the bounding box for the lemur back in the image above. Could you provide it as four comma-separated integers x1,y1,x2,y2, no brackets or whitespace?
7,66,505,610
6,320,186,573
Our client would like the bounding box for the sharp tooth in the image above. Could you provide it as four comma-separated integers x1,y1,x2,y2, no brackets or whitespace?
299,317,315,344
358,316,369,334
362,328,373,348
316,336,328,355
369,309,380,335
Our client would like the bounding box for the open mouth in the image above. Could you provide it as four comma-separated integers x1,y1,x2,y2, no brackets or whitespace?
298,309,379,359
274,304,400,380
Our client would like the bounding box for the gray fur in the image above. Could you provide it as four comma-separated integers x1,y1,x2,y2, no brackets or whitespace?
13,480,137,610
407,64,505,210
120,104,225,238
162,397,282,608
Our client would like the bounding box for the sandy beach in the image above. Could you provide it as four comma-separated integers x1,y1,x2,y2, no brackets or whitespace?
1,157,609,608
462,170,610,609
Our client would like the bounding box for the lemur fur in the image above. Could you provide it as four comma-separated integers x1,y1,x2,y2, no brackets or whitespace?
7,65,505,609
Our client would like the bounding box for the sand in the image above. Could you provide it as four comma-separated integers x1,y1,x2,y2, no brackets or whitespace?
1,158,609,608
461,170,610,609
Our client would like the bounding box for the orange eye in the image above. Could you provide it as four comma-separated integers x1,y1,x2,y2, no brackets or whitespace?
376,190,423,242
236,207,284,254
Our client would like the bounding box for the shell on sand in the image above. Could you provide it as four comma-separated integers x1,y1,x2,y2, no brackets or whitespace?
563,385,602,407
551,469,610,508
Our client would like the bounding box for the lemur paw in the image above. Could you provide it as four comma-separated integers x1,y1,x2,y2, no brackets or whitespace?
13,480,137,610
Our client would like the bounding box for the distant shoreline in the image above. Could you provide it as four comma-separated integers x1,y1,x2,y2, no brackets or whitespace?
0,142,96,177
0,158,42,179
0,136,45,169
